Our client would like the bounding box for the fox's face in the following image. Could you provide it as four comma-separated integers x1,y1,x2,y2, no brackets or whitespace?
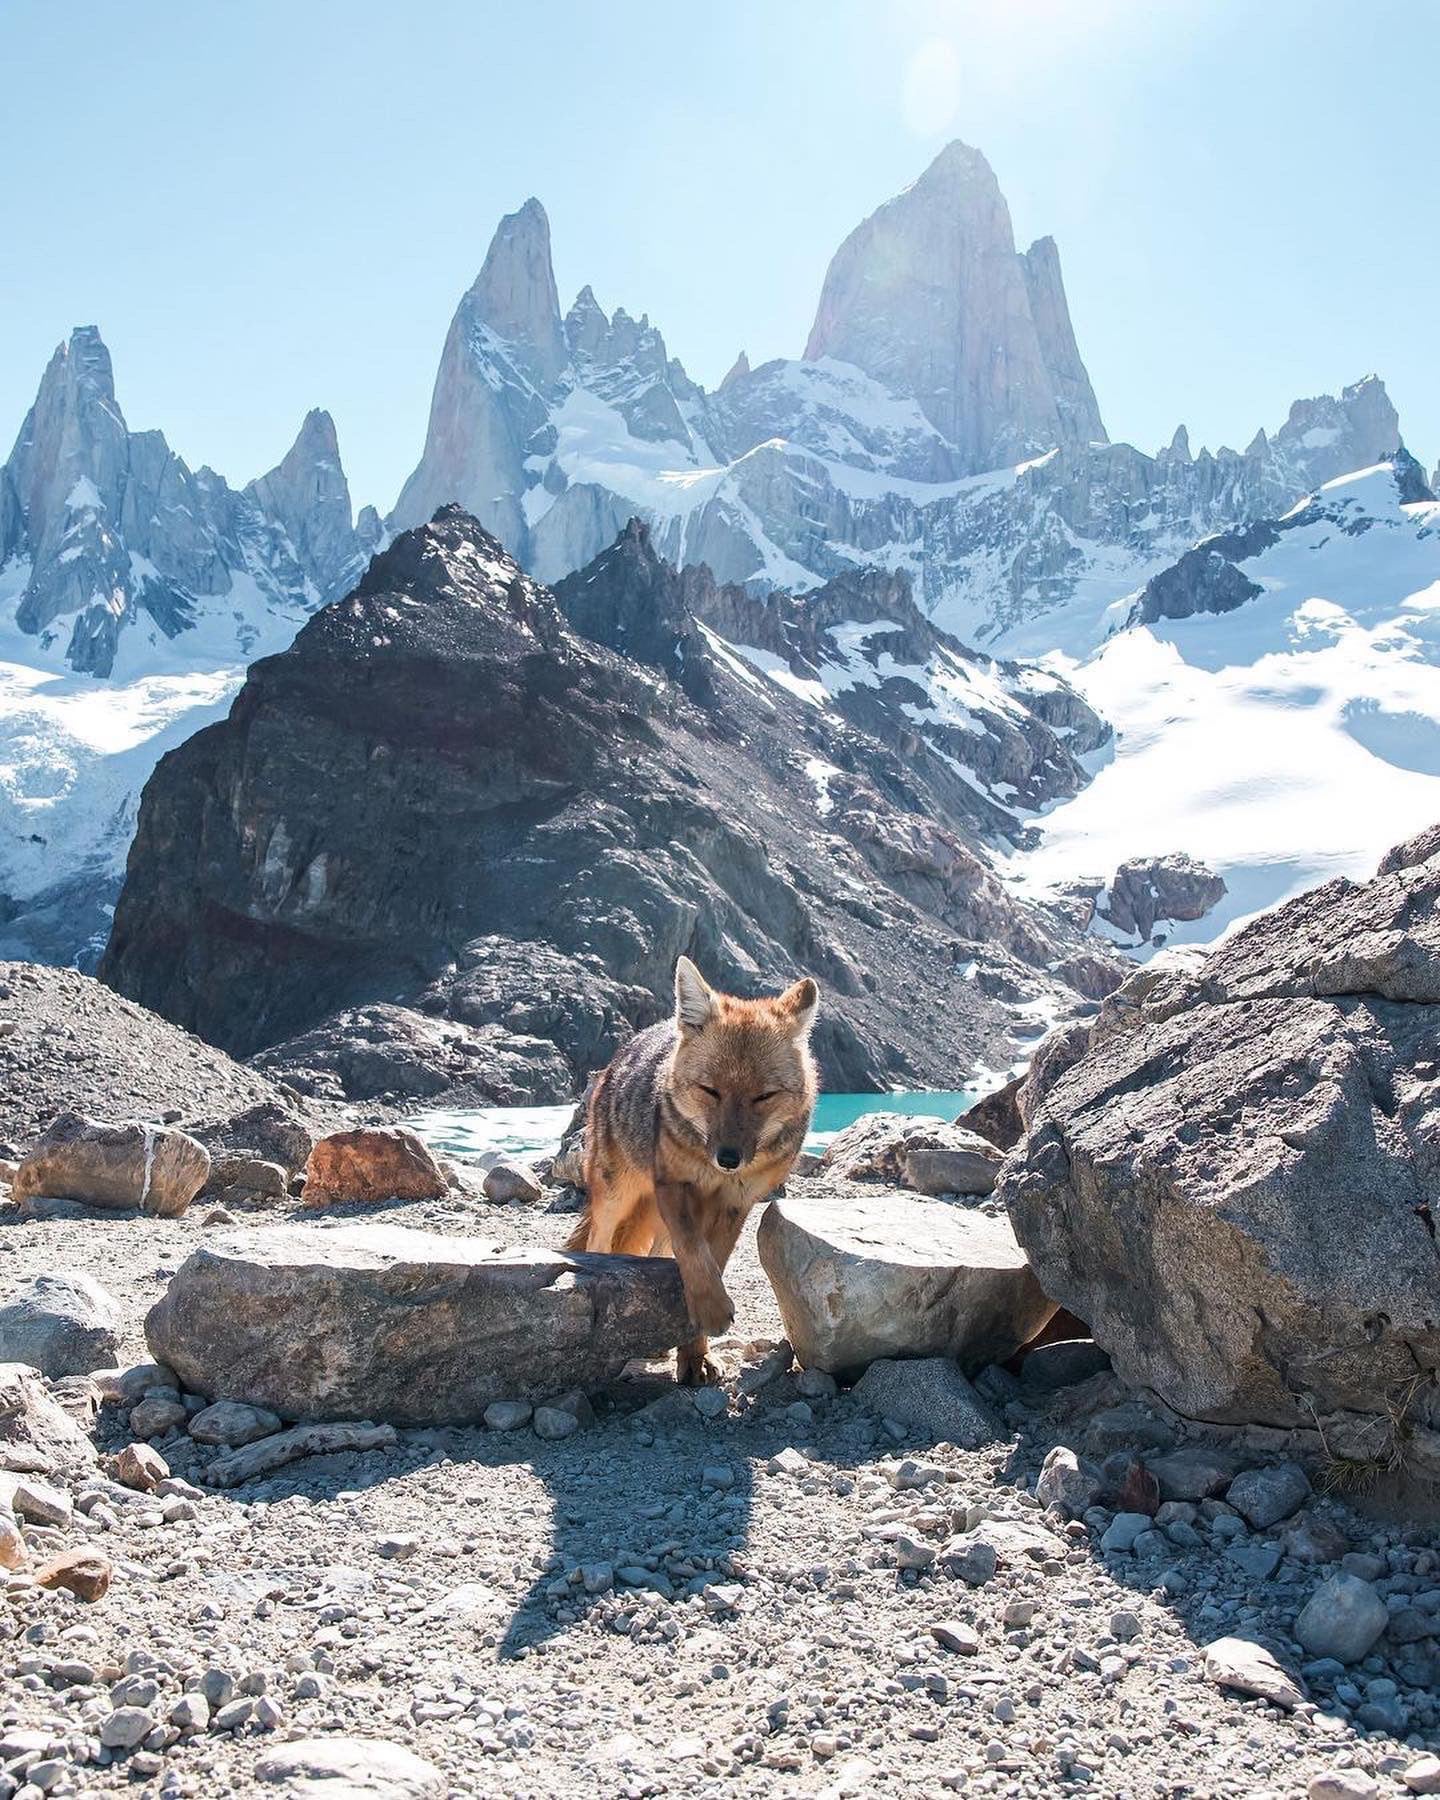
667,957,819,1173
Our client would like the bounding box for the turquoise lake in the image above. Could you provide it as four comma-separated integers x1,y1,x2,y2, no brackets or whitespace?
409,1089,979,1166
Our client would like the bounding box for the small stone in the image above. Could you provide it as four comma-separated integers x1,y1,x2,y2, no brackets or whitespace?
0,1514,26,1570
481,1159,543,1204
1309,1774,1381,1800
1100,1511,1152,1554
1109,1609,1141,1641
1225,1462,1310,1529
483,1400,532,1431
1403,1754,1440,1794
11,1479,71,1527
1035,1445,1100,1516
376,1535,419,1560
254,1739,444,1796
796,1368,838,1401
1202,1636,1305,1711
1281,1516,1348,1566
34,1548,111,1602
100,1705,154,1749
1098,1452,1160,1516
931,1620,980,1655
1146,1445,1237,1501
1226,1541,1282,1581
214,1697,256,1730
702,1462,736,1490
1294,1574,1390,1664
768,1447,809,1476
892,1534,935,1570
188,1400,283,1446
704,1582,744,1613
692,1384,728,1420
944,1539,999,1587
850,1357,1000,1449
129,1395,187,1438
169,1693,210,1731
114,1443,169,1492
532,1406,578,1440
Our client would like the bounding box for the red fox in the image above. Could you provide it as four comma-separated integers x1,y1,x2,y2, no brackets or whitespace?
567,957,819,1384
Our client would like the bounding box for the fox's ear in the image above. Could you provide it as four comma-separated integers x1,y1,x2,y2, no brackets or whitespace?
674,956,713,1030
778,976,819,1037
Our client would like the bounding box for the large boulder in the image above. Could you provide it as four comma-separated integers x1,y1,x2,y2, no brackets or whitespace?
0,1271,121,1377
13,1112,209,1217
301,1128,448,1208
144,1223,693,1424
1096,853,1226,943
820,1113,1002,1193
1001,830,1440,1431
757,1185,1053,1376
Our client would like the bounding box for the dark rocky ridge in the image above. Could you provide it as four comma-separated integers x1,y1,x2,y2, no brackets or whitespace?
100,509,1120,1100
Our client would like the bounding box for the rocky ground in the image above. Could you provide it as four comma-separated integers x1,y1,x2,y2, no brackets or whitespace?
5,1172,1440,1800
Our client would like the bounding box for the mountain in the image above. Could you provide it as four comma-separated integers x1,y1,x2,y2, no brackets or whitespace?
100,509,1121,1101
0,328,373,963
1012,454,1440,942
388,143,1410,660
803,140,1106,468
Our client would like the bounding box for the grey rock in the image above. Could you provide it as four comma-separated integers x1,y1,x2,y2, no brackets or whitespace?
904,1144,1002,1197
1018,1338,1111,1392
254,1735,445,1796
1100,1512,1153,1554
145,1222,691,1424
0,1270,121,1376
481,1158,543,1205
532,1406,578,1441
483,1400,532,1432
758,1186,1053,1376
1202,1636,1306,1711
848,1357,1000,1449
1096,854,1226,944
1225,1463,1311,1530
1146,1446,1238,1501
187,1400,283,1447
99,1706,154,1750
1002,832,1440,1428
1294,1573,1390,1664
820,1112,1000,1187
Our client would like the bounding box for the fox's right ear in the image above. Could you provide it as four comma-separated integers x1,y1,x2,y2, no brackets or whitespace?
674,956,713,1031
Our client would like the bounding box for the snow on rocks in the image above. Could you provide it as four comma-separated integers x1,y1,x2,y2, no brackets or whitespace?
0,1268,121,1376
145,1222,692,1423
13,1112,210,1217
758,1183,1052,1374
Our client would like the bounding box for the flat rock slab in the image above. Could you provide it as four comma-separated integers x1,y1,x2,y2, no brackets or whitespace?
757,1184,1054,1376
145,1223,692,1425
254,1736,444,1796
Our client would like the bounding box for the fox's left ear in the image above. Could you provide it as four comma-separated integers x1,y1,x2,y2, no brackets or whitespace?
778,976,819,1037
675,955,714,1031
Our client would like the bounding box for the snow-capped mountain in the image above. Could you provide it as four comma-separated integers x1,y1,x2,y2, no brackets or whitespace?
390,141,1410,658
2,136,1434,982
0,327,376,960
1013,454,1440,940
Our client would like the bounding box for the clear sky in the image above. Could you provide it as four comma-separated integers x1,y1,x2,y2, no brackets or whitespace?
3,0,1435,512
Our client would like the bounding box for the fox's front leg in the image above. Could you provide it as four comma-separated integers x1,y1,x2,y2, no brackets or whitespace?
655,1180,734,1338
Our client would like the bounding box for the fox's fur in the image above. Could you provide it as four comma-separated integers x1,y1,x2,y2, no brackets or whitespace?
567,957,819,1384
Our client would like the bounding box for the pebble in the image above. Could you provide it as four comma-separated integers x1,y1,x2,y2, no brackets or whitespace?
532,1406,579,1441
483,1399,532,1431
931,1620,980,1655
99,1705,154,1749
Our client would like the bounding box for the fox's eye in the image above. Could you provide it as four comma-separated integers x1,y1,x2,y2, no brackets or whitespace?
698,1085,721,1101
751,1090,780,1105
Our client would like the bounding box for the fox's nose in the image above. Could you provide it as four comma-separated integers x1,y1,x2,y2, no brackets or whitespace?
716,1146,742,1171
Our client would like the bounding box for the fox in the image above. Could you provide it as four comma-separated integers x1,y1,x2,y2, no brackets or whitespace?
566,956,819,1384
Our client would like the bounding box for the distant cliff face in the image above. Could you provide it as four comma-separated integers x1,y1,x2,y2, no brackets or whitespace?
804,141,1105,470
100,509,1117,1097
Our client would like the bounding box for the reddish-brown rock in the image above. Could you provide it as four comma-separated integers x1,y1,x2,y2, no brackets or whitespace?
301,1128,447,1208
35,1547,111,1602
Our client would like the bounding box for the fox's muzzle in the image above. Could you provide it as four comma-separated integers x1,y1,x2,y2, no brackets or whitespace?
715,1146,742,1171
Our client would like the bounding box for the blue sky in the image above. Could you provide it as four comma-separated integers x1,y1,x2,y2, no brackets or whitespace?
2,0,1435,511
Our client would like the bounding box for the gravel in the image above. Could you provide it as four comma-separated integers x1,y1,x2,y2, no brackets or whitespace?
4,1171,1440,1796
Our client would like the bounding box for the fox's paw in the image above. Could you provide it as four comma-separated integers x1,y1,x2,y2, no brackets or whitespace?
677,1345,722,1387
687,1287,735,1338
